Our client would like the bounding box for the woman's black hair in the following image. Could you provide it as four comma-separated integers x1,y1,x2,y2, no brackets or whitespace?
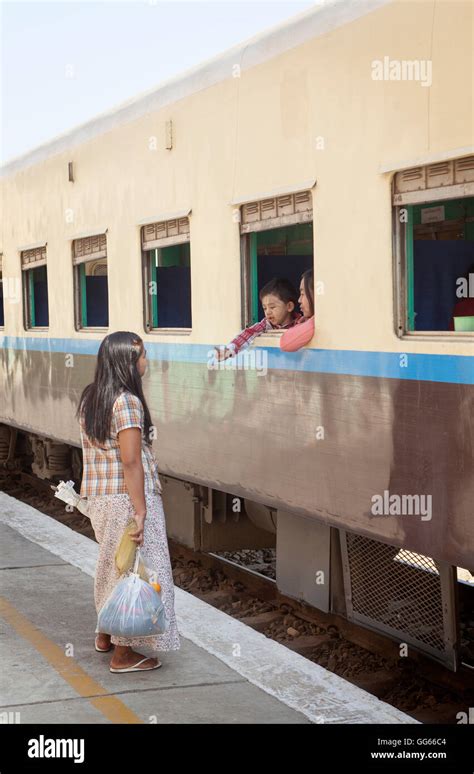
301,269,314,317
75,331,153,446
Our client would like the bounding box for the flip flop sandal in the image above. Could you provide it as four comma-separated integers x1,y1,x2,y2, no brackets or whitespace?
95,636,113,653
110,657,162,673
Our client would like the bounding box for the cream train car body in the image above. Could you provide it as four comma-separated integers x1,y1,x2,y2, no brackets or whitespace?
1,0,473,668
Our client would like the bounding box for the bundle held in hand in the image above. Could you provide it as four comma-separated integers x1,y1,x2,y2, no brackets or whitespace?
115,518,150,581
52,480,90,516
98,548,169,638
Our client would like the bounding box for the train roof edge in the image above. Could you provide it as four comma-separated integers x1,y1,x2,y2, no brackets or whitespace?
0,0,393,178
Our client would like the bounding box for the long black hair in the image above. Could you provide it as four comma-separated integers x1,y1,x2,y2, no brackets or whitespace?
302,269,314,317
76,331,153,446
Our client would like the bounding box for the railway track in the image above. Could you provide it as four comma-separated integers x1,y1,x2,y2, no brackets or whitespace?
1,467,474,724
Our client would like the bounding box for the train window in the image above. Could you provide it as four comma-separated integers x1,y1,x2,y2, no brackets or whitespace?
73,234,109,329
21,246,49,328
0,254,4,327
239,191,313,325
141,217,192,331
394,156,474,336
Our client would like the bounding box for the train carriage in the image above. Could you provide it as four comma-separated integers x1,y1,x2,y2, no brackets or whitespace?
1,0,473,671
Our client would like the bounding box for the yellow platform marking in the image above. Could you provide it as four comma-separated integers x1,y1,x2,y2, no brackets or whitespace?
0,595,143,724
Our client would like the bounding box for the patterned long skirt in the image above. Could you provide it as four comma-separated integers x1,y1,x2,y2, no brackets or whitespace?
87,489,180,651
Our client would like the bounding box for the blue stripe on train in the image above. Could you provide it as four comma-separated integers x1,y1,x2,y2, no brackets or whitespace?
1,335,473,385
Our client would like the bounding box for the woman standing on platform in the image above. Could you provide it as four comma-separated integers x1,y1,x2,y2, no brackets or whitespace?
76,331,180,673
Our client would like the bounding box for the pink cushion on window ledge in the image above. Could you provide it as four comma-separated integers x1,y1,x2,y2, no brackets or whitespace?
280,316,315,352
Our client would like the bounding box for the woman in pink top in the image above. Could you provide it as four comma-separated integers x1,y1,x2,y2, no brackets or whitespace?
280,269,315,351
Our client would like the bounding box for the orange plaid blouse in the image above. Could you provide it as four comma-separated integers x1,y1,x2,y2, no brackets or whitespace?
79,390,162,497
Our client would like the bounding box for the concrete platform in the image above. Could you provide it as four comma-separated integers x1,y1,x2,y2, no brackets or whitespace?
0,492,417,725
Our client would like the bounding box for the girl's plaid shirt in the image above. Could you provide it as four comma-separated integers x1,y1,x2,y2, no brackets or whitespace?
79,391,162,497
226,312,303,355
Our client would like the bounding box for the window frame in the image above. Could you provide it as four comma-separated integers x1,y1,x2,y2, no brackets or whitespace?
72,235,109,332
393,199,474,341
393,156,474,341
141,218,192,335
0,254,4,329
239,191,314,328
21,248,49,331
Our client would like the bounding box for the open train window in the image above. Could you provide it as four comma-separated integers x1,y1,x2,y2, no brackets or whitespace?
21,246,49,329
239,191,313,326
141,217,192,331
393,156,474,337
73,234,109,329
0,254,4,327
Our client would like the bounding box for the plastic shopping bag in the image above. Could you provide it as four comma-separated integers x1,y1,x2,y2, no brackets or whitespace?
98,549,169,637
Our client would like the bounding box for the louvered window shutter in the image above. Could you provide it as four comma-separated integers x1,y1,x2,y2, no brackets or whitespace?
241,190,312,233
21,246,47,270
72,234,107,265
393,156,474,204
141,217,190,250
